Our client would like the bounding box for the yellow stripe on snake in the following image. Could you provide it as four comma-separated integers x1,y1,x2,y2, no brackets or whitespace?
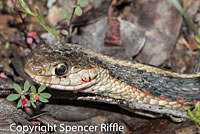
24,43,200,118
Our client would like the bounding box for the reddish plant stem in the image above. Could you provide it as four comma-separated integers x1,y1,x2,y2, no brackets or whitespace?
18,11,27,31
67,0,78,33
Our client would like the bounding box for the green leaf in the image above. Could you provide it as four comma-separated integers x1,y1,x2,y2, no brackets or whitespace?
75,6,82,16
31,85,36,93
17,98,22,108
197,120,200,124
7,94,21,101
30,96,36,102
18,0,60,41
61,9,71,20
195,35,200,43
24,81,30,93
39,93,51,99
27,101,31,107
197,44,200,49
20,9,36,17
194,111,200,118
4,68,11,73
13,84,22,94
78,0,88,7
51,24,60,41
18,0,35,16
38,85,46,93
31,102,36,108
168,0,199,37
77,0,81,4
197,123,200,130
39,96,49,103
5,42,10,49
196,102,200,110
188,109,195,120
35,9,60,41
32,99,37,102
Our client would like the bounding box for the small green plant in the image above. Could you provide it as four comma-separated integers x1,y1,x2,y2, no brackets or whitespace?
188,103,200,129
17,0,60,41
76,0,88,16
61,0,88,34
17,0,88,40
168,0,200,47
62,0,88,19
6,81,51,108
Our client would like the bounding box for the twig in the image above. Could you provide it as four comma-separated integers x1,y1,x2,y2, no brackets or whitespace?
67,0,78,36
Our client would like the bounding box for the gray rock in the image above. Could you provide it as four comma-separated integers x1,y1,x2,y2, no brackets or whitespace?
71,17,146,60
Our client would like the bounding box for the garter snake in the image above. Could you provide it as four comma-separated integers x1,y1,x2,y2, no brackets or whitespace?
24,43,200,117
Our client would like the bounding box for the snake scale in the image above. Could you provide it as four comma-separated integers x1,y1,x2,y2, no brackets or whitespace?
24,42,200,118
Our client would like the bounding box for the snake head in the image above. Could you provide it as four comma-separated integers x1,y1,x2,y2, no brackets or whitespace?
24,44,99,91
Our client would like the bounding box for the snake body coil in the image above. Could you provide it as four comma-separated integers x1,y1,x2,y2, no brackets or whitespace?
24,43,200,116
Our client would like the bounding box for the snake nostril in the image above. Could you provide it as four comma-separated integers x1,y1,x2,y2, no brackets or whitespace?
38,69,43,74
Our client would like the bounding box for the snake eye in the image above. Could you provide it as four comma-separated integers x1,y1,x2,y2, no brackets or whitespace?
55,63,68,76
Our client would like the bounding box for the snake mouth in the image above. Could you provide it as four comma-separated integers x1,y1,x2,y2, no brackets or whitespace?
35,78,97,91
25,66,99,91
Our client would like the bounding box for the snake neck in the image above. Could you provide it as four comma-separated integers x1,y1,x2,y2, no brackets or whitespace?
56,43,200,109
